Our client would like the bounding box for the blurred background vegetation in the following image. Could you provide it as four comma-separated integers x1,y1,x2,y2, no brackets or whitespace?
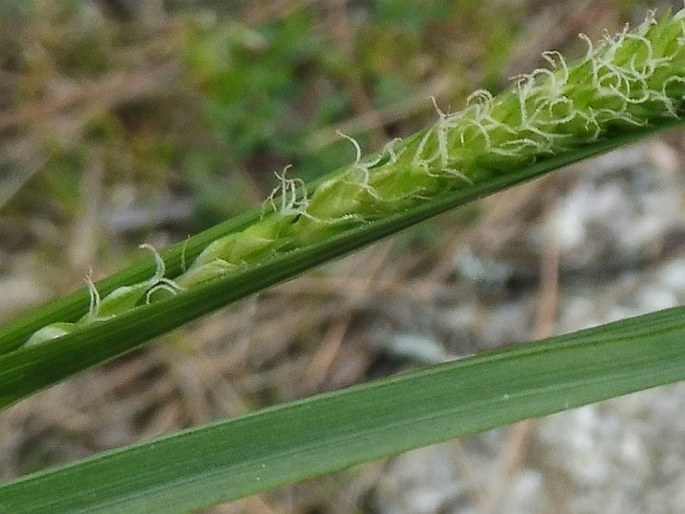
1,1,684,513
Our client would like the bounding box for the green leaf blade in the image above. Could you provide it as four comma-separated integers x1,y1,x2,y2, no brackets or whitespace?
2,306,684,513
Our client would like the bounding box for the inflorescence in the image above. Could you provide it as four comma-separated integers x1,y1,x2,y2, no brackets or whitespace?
24,8,685,347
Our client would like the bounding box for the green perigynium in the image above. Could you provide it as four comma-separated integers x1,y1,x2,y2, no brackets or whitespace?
23,8,685,347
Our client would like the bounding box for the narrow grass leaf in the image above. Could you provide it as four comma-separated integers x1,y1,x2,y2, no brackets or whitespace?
1,305,684,513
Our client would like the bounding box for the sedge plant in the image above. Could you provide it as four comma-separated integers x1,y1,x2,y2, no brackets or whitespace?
1,7,685,513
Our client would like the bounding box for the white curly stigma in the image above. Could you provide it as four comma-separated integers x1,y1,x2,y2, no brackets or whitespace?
84,271,102,322
379,137,404,165
263,165,310,218
139,243,185,301
335,131,386,200
410,98,473,183
337,131,368,184
430,96,452,170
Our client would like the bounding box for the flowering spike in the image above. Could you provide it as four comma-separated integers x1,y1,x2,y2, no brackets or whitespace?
22,8,685,348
